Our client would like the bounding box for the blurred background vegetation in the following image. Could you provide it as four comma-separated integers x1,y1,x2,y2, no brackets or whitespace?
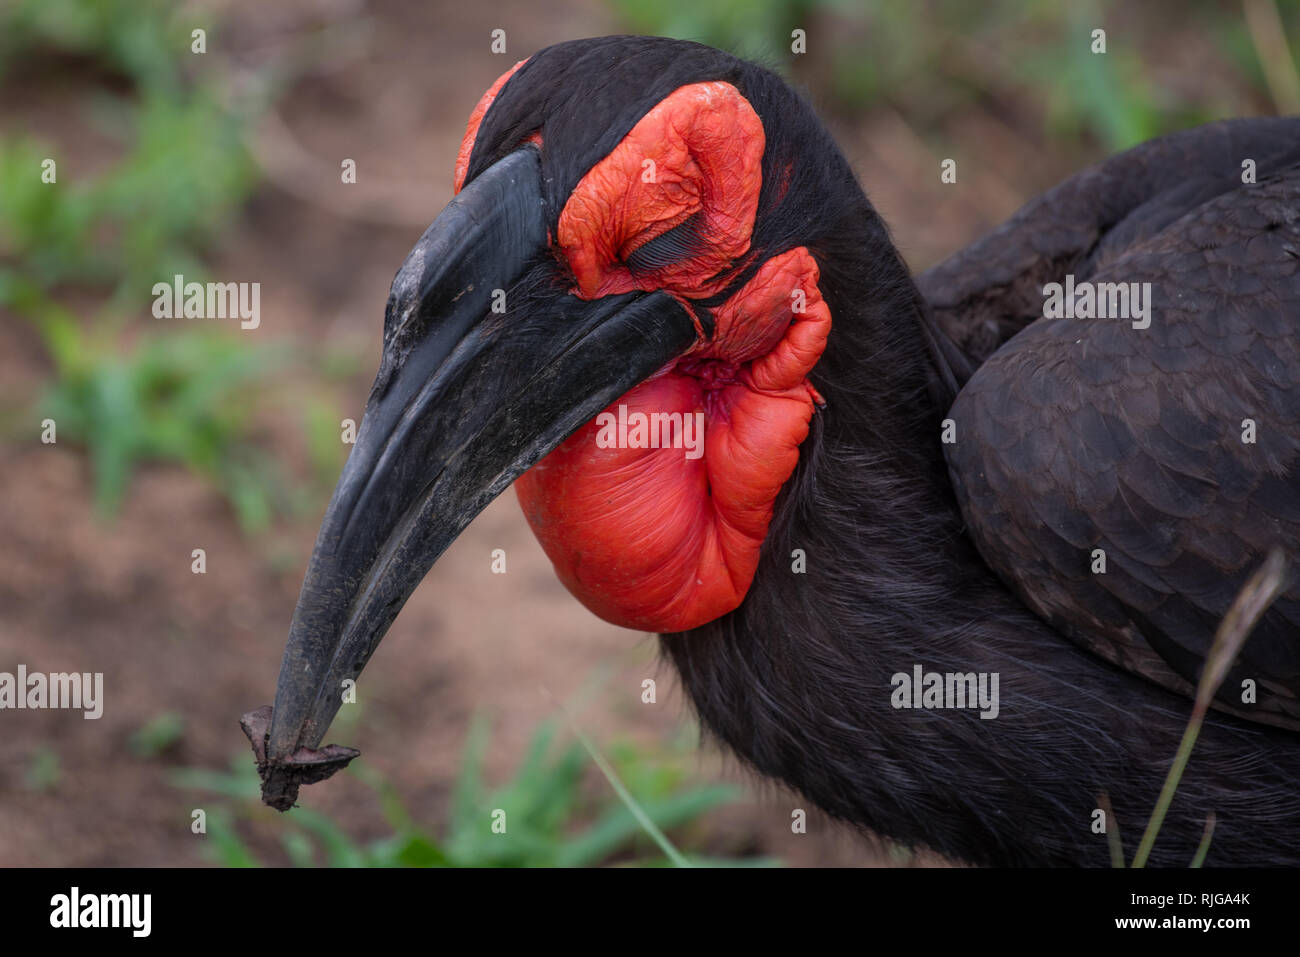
0,0,1295,867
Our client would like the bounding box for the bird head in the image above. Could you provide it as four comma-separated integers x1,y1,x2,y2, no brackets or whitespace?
259,36,868,775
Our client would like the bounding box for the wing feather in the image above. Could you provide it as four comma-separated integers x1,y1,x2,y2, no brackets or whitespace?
944,163,1300,729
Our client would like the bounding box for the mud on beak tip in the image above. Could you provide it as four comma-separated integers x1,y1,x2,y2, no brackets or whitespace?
241,705,360,811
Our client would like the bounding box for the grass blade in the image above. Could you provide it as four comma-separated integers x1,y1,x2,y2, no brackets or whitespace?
1190,813,1216,868
1133,548,1288,867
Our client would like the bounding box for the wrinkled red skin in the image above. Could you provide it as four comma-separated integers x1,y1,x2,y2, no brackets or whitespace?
456,72,831,633
555,81,764,300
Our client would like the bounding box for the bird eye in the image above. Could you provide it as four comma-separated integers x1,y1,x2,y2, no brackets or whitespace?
624,213,706,275
555,82,763,300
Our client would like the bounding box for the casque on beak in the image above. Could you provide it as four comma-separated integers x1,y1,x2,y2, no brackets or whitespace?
242,147,697,809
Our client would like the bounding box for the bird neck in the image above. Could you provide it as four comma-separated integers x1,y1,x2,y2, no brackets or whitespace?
710,189,1007,656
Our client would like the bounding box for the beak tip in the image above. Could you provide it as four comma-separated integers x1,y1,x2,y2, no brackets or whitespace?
241,705,361,812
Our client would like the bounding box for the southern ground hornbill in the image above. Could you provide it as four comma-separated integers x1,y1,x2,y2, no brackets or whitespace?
243,36,1300,867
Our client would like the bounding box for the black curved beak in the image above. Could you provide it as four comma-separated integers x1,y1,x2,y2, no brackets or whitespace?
244,148,697,809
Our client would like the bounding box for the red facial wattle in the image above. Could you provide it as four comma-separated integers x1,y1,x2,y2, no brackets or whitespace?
456,69,831,633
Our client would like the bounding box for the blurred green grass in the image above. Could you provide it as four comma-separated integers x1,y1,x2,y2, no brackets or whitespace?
175,715,770,868
3,276,288,527
610,0,1296,150
0,0,311,530
0,0,258,295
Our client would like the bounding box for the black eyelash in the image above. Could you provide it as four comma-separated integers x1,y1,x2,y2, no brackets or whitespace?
624,213,706,274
